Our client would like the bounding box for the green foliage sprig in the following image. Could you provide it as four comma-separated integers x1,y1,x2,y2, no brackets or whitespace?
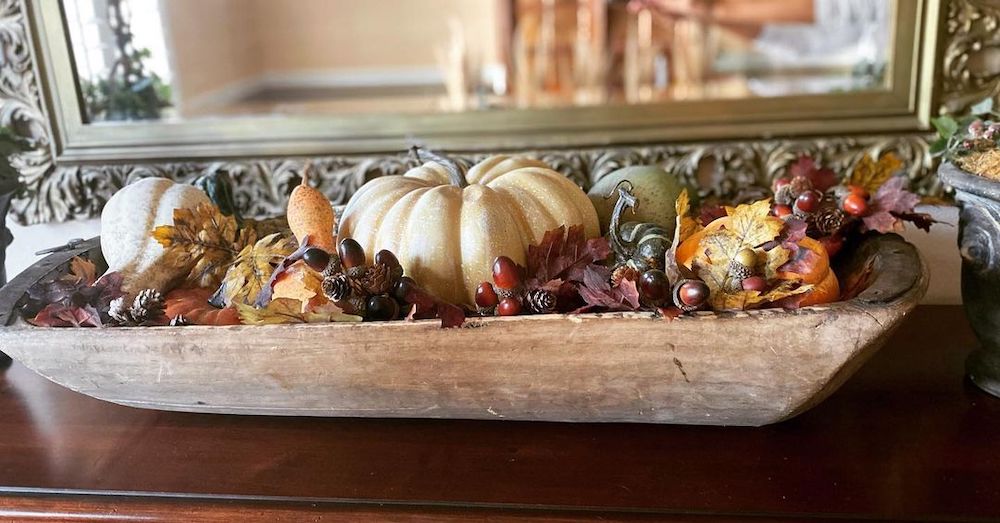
931,98,1000,161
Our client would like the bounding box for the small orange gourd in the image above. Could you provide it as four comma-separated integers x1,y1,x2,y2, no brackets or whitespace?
164,288,242,326
287,164,337,252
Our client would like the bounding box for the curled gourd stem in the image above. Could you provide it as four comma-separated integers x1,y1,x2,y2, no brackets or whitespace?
608,181,639,261
301,161,312,186
410,146,468,189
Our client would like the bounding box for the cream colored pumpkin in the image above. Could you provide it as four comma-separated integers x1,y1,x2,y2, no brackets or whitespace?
100,177,211,294
339,155,600,306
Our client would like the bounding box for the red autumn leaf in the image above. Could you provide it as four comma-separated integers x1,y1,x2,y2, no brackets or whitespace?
576,265,641,312
778,244,822,275
30,303,102,328
862,176,920,233
657,306,684,321
761,218,808,253
525,225,611,288
893,211,936,233
699,204,727,227
789,156,839,192
401,281,465,328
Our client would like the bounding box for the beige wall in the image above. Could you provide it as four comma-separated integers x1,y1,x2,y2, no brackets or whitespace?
161,0,501,112
251,0,499,73
161,0,261,104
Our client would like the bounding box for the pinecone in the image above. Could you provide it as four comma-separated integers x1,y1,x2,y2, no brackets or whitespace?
322,273,352,302
611,265,640,287
359,263,391,295
489,284,514,299
789,176,813,195
774,184,797,206
345,295,368,316
813,199,846,235
110,289,166,326
108,297,130,325
727,261,753,292
321,254,343,279
525,289,556,314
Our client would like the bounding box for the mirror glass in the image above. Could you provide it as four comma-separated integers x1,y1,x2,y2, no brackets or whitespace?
63,0,896,123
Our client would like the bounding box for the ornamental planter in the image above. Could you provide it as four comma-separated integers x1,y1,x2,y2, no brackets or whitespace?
939,162,1000,398
0,234,927,426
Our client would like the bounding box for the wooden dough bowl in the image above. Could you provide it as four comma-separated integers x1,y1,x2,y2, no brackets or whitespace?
0,234,927,426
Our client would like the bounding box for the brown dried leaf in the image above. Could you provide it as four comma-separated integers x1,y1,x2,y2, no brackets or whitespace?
153,203,256,289
525,224,611,287
664,189,701,283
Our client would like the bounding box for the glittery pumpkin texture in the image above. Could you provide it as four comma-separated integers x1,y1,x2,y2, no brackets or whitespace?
338,156,600,306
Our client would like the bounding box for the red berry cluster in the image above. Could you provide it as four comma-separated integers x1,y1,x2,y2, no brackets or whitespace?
771,172,875,257
476,256,528,316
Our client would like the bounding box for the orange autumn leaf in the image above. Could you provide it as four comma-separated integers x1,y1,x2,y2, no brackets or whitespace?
271,260,328,312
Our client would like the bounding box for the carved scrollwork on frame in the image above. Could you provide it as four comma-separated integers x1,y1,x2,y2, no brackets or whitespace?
940,0,1000,114
0,0,980,225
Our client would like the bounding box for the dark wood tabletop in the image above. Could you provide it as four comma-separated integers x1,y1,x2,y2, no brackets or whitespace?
0,304,996,522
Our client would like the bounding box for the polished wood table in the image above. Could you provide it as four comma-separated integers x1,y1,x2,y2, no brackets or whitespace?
0,305,996,522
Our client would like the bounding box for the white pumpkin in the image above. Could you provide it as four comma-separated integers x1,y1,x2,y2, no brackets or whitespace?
100,177,211,294
339,155,600,306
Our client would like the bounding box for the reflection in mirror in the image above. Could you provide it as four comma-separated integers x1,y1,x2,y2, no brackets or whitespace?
63,0,895,123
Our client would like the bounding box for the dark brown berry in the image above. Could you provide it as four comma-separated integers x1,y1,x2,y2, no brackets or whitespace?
475,282,499,308
795,191,821,214
492,256,522,289
639,269,670,305
375,250,401,270
497,297,522,316
391,276,417,303
741,276,768,292
674,279,709,310
303,247,330,272
366,295,400,321
338,238,366,269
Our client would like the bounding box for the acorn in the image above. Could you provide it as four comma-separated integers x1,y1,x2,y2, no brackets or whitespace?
673,279,710,311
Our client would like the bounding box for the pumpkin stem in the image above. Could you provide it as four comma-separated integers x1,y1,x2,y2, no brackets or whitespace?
609,181,639,261
410,146,468,188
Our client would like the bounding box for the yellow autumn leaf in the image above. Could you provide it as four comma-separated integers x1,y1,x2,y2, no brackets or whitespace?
213,233,297,307
725,199,784,249
236,298,361,325
153,203,256,289
674,189,702,244
689,199,793,310
848,153,903,195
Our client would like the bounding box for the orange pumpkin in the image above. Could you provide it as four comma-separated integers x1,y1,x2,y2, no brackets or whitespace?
676,218,839,307
164,288,241,325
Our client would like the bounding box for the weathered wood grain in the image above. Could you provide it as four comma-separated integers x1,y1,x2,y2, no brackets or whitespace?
0,235,927,426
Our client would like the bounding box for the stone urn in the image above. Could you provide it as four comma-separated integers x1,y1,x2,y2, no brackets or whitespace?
939,162,1000,397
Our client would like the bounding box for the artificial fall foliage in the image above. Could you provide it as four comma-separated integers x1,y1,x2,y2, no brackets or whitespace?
152,202,256,289
25,257,125,327
688,200,812,310
849,153,903,195
235,298,361,326
521,224,640,312
211,233,297,307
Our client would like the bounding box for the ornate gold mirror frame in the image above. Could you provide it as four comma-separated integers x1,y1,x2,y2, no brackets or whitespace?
1,0,998,225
